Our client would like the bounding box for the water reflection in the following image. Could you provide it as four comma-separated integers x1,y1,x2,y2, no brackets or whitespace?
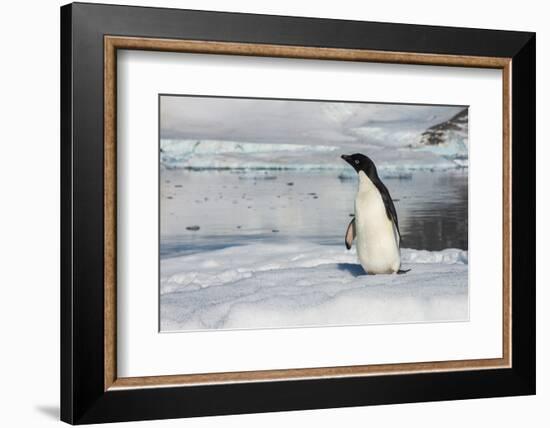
160,169,468,258
399,173,468,250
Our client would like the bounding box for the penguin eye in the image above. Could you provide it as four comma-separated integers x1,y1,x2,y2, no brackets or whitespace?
354,160,359,164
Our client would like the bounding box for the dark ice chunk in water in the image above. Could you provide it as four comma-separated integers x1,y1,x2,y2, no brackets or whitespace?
186,225,200,231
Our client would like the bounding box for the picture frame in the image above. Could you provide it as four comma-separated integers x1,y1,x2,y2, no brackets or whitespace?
60,2,535,424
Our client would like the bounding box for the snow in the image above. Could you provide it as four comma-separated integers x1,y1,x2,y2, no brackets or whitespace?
160,242,468,331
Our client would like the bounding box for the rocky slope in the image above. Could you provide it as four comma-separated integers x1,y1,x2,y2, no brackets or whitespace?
411,108,468,167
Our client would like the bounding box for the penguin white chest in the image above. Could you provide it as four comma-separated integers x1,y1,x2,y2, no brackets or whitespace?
354,171,401,274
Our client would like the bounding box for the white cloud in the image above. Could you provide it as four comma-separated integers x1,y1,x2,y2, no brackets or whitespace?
160,95,464,149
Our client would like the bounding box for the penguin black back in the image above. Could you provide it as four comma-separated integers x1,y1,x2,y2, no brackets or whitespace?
341,153,401,240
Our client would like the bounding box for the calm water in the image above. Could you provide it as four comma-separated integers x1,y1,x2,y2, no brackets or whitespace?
160,169,468,258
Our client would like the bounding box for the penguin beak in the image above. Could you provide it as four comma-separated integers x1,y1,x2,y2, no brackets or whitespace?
341,154,353,166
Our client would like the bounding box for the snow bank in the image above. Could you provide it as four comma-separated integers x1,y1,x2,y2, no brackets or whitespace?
160,242,468,331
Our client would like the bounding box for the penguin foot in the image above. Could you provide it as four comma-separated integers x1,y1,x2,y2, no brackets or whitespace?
397,269,411,274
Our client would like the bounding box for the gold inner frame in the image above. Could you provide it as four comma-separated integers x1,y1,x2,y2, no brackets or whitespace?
104,35,512,391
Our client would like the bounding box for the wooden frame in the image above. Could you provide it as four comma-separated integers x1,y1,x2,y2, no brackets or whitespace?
62,2,535,424
104,36,513,390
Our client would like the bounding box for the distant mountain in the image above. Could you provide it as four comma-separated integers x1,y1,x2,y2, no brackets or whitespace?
410,108,468,167
418,108,468,146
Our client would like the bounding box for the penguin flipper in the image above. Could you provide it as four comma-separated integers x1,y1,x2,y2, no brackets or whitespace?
345,218,356,250
392,221,401,248
375,180,401,243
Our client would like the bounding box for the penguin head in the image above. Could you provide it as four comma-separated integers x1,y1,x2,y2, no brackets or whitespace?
341,153,378,178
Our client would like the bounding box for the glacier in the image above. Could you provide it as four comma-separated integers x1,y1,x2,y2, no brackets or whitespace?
160,138,464,173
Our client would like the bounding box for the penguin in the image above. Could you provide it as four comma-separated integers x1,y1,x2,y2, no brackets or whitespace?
341,153,407,275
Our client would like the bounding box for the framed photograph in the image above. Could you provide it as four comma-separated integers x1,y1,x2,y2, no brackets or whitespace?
60,2,535,424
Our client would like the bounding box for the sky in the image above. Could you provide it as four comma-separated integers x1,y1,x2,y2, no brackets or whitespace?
160,95,465,148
